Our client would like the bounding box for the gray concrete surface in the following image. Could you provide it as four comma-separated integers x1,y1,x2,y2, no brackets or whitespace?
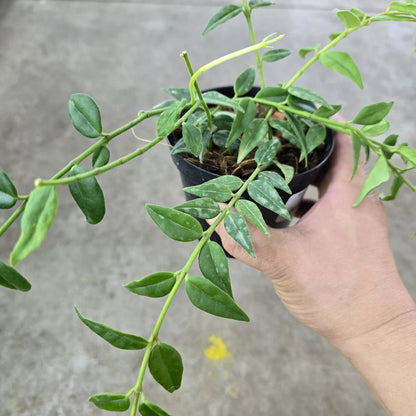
0,1,415,415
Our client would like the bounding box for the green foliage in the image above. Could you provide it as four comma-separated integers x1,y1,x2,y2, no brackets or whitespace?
146,204,203,242
156,100,187,137
224,211,255,257
10,186,58,265
262,49,291,62
75,306,148,350
234,67,256,96
0,169,18,209
92,146,110,168
238,119,268,163
139,401,172,416
235,199,269,236
89,393,130,412
255,138,281,168
182,122,203,157
68,94,102,138
68,166,106,224
174,197,220,219
0,261,31,291
149,343,183,393
186,275,249,321
352,102,394,125
202,5,243,35
125,272,176,298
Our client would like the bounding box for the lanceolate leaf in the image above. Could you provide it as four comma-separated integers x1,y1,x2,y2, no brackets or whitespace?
248,179,291,220
361,120,390,137
249,0,274,9
139,401,172,416
288,86,328,107
381,176,405,201
255,87,288,104
354,155,390,206
0,261,31,291
68,93,102,138
238,118,268,163
92,146,110,168
163,87,191,102
227,98,257,146
125,272,176,298
313,104,342,118
186,275,249,321
201,91,244,113
255,138,281,168
183,183,233,202
234,67,256,96
174,197,220,219
75,306,148,350
182,123,203,157
336,10,361,29
199,241,232,297
224,212,255,257
146,204,203,241
0,169,18,209
319,51,364,89
299,44,320,59
351,131,362,180
397,146,416,166
205,175,244,191
202,5,243,35
305,124,326,154
149,343,183,393
388,1,416,16
156,99,187,137
352,102,394,125
10,186,58,266
258,171,292,194
68,166,106,225
235,199,269,236
89,393,130,412
262,49,291,62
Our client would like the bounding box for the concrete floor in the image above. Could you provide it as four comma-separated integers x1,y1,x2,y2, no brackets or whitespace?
0,1,415,415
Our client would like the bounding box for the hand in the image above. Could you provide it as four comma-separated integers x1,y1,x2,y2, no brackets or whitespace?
211,128,415,346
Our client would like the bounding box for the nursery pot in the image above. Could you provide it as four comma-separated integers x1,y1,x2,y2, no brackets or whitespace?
167,86,335,246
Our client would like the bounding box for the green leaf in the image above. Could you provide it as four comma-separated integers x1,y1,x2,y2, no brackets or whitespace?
184,177,238,202
336,10,361,29
68,94,102,138
288,86,328,107
255,138,281,168
354,155,390,206
153,100,176,110
10,186,58,266
274,162,294,183
352,102,394,125
0,169,18,209
202,5,243,35
199,241,232,297
146,204,203,242
139,401,172,416
125,272,176,298
224,212,255,257
397,145,416,166
319,51,364,89
351,131,362,179
235,199,269,236
186,275,249,321
329,32,342,41
372,14,416,21
249,0,274,9
75,306,148,350
313,104,342,118
361,120,390,137
248,179,291,220
299,44,320,59
258,171,292,194
269,119,299,147
305,124,326,154
163,87,191,102
182,123,203,157
149,343,183,393
234,67,256,97
156,99,187,137
207,175,244,191
89,393,130,412
68,166,105,225
284,112,307,156
201,91,243,113
92,146,110,168
255,87,288,104
350,8,368,21
381,176,405,201
227,97,257,146
0,261,31,291
174,197,220,219
238,119,268,163
287,95,317,113
262,49,291,62
389,1,416,16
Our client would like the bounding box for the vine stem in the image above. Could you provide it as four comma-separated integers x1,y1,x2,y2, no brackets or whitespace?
189,34,284,104
129,165,262,415
242,0,265,88
35,103,200,187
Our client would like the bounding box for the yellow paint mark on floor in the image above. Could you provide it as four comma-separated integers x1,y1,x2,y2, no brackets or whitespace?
204,335,231,361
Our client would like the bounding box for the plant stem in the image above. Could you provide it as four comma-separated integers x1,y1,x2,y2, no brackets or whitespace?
242,0,265,88
35,104,200,187
0,202,26,237
189,34,284,104
129,166,262,415
181,51,213,129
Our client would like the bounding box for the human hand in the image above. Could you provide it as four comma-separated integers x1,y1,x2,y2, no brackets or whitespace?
211,127,415,347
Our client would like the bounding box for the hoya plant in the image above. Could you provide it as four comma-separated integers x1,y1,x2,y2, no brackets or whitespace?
1,1,416,414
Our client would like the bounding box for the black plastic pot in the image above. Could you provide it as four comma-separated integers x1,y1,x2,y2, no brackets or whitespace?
167,86,335,246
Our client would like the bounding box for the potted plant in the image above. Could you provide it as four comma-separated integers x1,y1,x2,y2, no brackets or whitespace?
0,1,415,414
